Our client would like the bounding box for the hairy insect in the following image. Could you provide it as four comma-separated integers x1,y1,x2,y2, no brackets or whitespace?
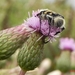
36,9,65,43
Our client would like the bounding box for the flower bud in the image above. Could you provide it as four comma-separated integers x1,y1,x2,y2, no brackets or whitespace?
56,38,74,72
0,24,33,60
56,50,71,72
17,32,44,71
70,51,75,75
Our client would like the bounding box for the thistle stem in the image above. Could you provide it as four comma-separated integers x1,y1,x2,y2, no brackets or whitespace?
19,70,26,75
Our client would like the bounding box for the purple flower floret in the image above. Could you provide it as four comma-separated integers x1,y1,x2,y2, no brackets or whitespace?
25,10,64,41
59,38,75,51
72,42,75,50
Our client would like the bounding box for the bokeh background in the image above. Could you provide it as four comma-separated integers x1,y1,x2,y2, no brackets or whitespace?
0,0,75,75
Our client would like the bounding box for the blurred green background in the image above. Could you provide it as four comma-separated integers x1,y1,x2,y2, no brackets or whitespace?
0,0,75,72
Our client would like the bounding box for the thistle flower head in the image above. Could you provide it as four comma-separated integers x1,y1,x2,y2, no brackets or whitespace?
25,9,65,42
59,38,75,51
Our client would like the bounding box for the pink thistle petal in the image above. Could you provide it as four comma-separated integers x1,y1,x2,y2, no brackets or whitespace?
59,38,75,51
26,17,40,31
72,42,75,50
25,10,65,42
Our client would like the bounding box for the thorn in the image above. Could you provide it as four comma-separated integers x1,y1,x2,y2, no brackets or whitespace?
27,34,31,37
24,20,26,22
49,38,52,43
32,10,34,16
49,40,52,43
27,30,37,37
53,38,56,42
54,34,60,38
28,12,30,18
31,30,37,34
36,35,43,42
32,10,34,13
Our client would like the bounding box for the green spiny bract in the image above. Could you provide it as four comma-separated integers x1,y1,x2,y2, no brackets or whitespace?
70,51,75,70
56,50,71,73
17,32,44,71
0,25,29,60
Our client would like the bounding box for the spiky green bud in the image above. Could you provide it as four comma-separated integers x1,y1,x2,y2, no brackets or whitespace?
56,50,71,73
0,25,32,60
17,32,44,71
70,51,75,72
